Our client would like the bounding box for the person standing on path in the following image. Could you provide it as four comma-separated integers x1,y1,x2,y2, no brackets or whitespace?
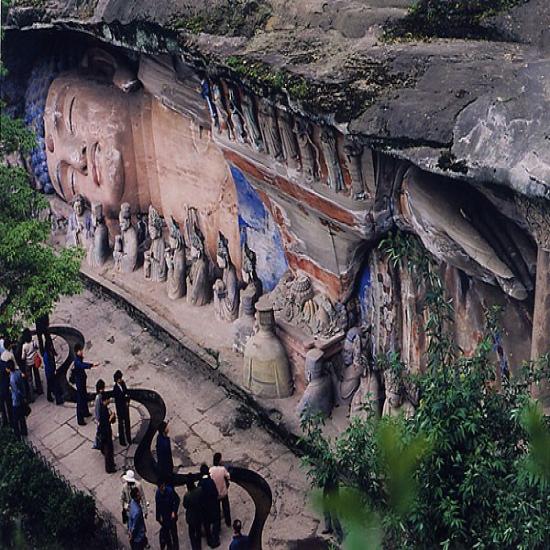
121,469,149,525
113,369,132,446
93,379,105,449
183,479,203,550
156,421,174,483
8,360,28,437
229,520,250,550
21,329,43,397
16,331,34,403
210,452,231,528
199,463,220,548
0,341,14,427
128,486,148,550
98,392,117,473
72,343,99,426
43,342,63,405
155,478,181,550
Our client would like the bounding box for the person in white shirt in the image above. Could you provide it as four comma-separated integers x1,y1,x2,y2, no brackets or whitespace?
210,452,231,528
21,329,43,398
121,469,149,524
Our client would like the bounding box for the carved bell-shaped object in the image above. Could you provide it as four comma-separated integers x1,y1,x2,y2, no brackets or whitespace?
243,296,293,398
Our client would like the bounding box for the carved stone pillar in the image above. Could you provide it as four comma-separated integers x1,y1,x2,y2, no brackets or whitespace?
517,197,550,410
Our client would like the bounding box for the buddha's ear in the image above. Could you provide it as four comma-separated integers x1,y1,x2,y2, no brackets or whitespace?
81,48,141,93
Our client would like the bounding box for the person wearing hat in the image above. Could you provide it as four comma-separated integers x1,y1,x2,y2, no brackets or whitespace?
113,369,132,446
121,469,149,524
156,421,174,483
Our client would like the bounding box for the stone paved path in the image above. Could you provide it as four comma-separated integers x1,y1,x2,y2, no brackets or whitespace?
26,290,324,549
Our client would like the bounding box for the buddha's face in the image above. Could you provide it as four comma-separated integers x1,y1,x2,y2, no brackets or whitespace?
44,73,138,217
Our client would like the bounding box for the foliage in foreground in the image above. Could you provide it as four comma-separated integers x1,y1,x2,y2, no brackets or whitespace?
0,427,97,548
0,97,82,335
302,347,550,549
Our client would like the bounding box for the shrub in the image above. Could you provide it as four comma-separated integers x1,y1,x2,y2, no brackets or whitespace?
0,428,100,548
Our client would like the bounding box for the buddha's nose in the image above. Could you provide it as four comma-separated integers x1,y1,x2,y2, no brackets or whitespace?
70,145,88,175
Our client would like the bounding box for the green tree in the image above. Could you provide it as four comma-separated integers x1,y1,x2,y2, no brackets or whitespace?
0,50,82,334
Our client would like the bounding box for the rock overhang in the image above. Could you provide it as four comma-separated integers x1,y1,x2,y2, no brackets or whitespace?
4,0,549,199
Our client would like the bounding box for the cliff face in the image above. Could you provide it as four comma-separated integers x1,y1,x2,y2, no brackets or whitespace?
3,0,549,408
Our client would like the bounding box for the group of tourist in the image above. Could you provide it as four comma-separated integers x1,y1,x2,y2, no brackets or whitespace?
2,325,252,549
71,345,250,549
124,431,249,550
0,317,63,438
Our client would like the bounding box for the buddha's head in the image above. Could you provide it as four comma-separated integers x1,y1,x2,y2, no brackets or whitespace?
43,49,140,218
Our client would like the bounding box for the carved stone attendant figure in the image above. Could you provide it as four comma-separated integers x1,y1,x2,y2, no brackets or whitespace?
278,108,300,169
233,290,257,354
118,202,138,273
241,92,264,152
143,205,166,282
187,223,211,307
213,232,240,322
113,235,123,272
241,243,262,308
339,326,365,409
258,99,283,160
229,88,247,144
67,194,91,248
297,348,334,418
382,369,401,417
243,296,293,398
320,128,344,192
344,136,366,200
212,82,234,140
87,202,110,268
295,119,317,183
165,217,186,300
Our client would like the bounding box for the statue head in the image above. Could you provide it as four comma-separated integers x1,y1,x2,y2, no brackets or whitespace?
190,223,205,260
216,231,231,269
148,205,163,240
168,216,184,250
72,194,86,217
119,202,132,231
43,49,140,217
241,242,257,284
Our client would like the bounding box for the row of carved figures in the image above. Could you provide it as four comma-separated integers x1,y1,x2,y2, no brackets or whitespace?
298,325,419,420
66,197,263,324
201,78,371,201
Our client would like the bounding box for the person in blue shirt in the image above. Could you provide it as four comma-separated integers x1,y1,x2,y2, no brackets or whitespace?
229,519,250,550
156,421,174,482
8,360,28,437
155,478,180,550
72,343,99,425
128,486,147,550
43,342,63,405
